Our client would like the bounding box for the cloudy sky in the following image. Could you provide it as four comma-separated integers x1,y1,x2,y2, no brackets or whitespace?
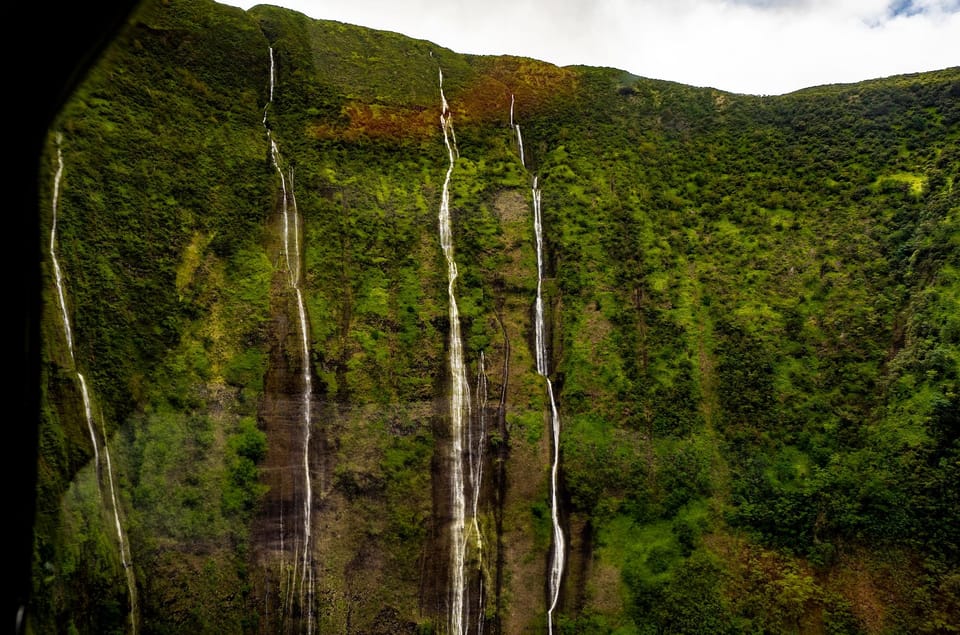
218,0,959,95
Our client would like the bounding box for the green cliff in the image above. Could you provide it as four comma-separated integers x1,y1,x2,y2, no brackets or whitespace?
32,0,960,632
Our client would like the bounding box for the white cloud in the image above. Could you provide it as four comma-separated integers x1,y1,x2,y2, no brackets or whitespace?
218,0,959,94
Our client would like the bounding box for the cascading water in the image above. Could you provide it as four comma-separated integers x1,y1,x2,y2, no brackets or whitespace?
438,68,482,635
76,373,102,492
511,94,525,168
531,180,546,379
264,46,315,633
516,104,566,634
534,179,565,635
51,137,74,363
101,429,138,633
516,126,525,169
471,352,488,635
50,138,102,479
50,133,139,634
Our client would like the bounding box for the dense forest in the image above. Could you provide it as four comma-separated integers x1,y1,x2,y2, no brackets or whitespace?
30,0,959,633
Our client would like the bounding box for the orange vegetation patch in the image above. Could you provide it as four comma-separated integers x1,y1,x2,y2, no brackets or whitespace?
821,546,923,633
832,559,885,633
705,533,935,633
455,56,578,125
307,58,578,142
705,533,826,632
307,101,437,142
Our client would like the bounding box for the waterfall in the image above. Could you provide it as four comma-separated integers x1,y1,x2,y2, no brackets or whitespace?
101,433,139,633
50,134,138,634
544,379,564,635
532,180,546,377
77,373,102,493
511,95,525,167
264,46,315,632
472,351,488,635
50,137,99,477
441,71,460,160
516,126,525,169
518,105,565,633
269,44,275,102
50,136,74,362
439,67,479,635
533,177,565,635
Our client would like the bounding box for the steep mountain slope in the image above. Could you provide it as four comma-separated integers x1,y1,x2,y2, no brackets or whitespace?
32,0,959,633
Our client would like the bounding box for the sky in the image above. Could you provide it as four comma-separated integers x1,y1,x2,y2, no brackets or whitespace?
217,0,960,95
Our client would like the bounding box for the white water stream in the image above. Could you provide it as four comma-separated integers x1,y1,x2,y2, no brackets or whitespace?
265,47,315,632
472,351,488,635
516,102,565,633
533,178,565,635
544,381,564,635
439,68,480,635
101,433,138,631
76,373,101,493
50,138,74,362
511,95,525,168
516,126,525,169
50,133,138,634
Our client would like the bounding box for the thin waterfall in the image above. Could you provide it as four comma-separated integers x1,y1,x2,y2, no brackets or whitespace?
269,44,275,102
291,178,313,624
50,137,100,479
101,429,139,634
544,379,564,635
77,373,102,492
50,135,74,362
50,133,138,634
264,46,315,632
534,178,565,635
516,102,565,634
473,352,489,635
511,95,524,168
439,67,476,635
532,181,547,377
442,71,460,160
516,126,525,169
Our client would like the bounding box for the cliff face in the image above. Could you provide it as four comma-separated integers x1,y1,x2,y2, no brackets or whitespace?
32,0,960,633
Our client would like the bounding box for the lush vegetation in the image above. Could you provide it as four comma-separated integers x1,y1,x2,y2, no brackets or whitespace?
32,0,959,632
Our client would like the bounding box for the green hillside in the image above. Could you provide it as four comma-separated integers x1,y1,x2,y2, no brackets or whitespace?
31,0,959,633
